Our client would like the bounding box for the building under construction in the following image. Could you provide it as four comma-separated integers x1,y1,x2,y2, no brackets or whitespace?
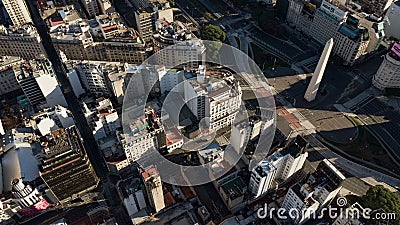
39,126,99,203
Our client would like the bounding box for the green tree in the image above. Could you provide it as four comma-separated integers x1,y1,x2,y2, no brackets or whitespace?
201,24,226,42
361,185,400,225
201,24,226,61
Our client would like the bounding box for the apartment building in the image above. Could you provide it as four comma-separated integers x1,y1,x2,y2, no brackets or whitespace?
384,1,400,39
130,0,172,42
183,66,242,131
286,0,316,35
39,126,99,203
309,0,348,45
14,58,67,108
81,0,100,17
2,0,32,26
139,165,165,213
249,136,308,198
49,7,148,64
0,25,46,60
0,56,24,95
373,43,400,90
281,159,345,224
333,16,370,65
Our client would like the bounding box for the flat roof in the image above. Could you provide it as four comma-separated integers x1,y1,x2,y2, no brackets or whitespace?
220,177,246,200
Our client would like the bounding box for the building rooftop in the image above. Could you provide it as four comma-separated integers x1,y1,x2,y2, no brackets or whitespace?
198,142,223,163
129,0,170,13
15,58,55,81
33,105,75,136
0,24,40,38
220,176,246,201
40,126,85,172
338,16,370,41
94,13,143,43
165,127,182,147
254,162,276,177
0,56,23,71
49,20,92,42
153,18,195,45
140,165,159,181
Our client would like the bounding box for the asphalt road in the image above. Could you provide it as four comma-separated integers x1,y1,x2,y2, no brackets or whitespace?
25,0,131,223
25,0,108,181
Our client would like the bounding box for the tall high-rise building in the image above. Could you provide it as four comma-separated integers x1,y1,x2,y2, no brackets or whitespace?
140,165,165,213
373,43,400,90
383,1,400,40
81,0,100,17
333,15,370,65
15,58,68,108
2,0,32,26
286,0,316,35
309,0,347,45
249,136,308,198
305,38,333,102
130,0,171,42
249,162,276,198
39,126,99,203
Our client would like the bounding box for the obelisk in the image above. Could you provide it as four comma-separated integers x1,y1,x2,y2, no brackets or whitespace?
304,38,334,102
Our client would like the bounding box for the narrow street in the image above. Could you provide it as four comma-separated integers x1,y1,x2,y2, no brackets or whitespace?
24,0,131,224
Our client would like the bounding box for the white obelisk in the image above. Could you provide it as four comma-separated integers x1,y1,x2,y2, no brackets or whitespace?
304,38,334,102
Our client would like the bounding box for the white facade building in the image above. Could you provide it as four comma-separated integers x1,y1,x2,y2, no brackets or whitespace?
159,69,184,94
123,106,163,163
309,1,347,45
249,142,308,198
67,69,86,98
92,98,121,142
282,183,320,224
384,1,400,39
281,159,345,224
140,165,165,213
249,162,276,198
154,40,206,68
2,0,32,26
231,121,251,155
373,43,400,90
333,16,370,65
183,67,242,131
76,63,108,97
286,0,316,35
